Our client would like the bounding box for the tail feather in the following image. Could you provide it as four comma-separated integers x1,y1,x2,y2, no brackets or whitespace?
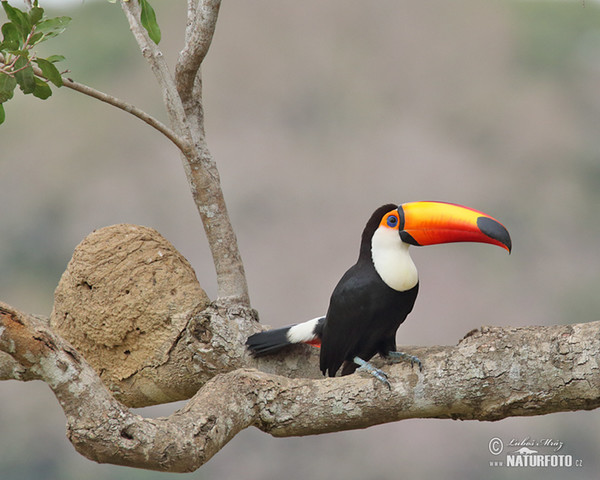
246,327,293,355
246,316,324,356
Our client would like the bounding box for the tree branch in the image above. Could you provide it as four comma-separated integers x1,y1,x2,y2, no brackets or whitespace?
60,76,192,154
119,0,189,137
0,51,191,152
2,300,598,472
0,352,30,381
119,0,250,305
176,0,221,107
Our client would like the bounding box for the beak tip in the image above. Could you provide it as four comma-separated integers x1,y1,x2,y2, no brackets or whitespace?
477,216,512,254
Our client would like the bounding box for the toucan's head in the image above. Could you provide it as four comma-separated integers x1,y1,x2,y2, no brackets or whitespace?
360,201,511,290
376,201,512,252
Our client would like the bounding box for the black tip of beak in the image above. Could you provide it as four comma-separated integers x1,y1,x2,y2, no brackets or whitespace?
477,217,512,253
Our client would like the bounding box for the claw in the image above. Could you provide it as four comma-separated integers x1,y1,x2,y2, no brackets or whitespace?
387,351,423,372
353,356,391,390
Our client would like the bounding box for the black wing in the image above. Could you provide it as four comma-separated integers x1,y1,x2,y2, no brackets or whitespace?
319,262,379,376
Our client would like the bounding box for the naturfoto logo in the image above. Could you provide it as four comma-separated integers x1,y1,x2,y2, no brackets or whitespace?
488,437,583,469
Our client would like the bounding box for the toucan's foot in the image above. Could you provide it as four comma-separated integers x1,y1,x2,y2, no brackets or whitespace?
387,351,423,372
353,356,391,390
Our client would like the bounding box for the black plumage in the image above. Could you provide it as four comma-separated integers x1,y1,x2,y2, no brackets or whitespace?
319,204,418,377
245,326,294,355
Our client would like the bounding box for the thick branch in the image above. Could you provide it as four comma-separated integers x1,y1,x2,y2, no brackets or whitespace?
1,301,598,472
0,351,30,381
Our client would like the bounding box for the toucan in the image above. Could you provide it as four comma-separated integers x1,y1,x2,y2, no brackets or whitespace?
246,201,511,387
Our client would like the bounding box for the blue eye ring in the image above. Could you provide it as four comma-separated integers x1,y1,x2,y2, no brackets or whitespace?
387,215,398,227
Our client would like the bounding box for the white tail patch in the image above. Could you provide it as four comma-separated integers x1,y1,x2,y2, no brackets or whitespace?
286,317,321,343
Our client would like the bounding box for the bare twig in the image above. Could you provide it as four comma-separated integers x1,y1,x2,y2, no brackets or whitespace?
0,52,192,155
62,77,192,154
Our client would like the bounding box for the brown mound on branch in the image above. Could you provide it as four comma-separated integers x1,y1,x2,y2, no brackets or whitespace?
51,224,210,406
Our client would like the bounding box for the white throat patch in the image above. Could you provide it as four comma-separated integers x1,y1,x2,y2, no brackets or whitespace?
371,227,418,292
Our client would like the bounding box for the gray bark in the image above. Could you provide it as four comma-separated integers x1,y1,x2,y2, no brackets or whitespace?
1,301,599,472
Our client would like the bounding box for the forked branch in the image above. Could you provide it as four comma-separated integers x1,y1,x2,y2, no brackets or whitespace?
119,0,250,305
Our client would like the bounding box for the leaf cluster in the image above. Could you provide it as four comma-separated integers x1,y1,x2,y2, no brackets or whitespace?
0,0,70,124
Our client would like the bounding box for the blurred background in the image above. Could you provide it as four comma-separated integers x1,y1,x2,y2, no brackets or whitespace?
1,0,600,478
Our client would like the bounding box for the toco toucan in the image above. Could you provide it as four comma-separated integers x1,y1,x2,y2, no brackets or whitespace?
246,201,511,387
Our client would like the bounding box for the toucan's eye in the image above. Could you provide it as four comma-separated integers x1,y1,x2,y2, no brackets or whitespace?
387,215,398,228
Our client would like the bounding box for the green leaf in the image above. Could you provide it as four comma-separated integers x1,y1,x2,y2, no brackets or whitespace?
0,103,5,125
1,21,21,50
29,31,44,46
32,76,51,99
46,54,65,63
1,2,31,37
139,0,161,45
29,6,44,26
9,48,29,57
36,16,71,39
14,56,35,94
0,72,16,102
35,57,62,87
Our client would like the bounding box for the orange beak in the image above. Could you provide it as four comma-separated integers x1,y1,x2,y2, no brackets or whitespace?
398,201,511,252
